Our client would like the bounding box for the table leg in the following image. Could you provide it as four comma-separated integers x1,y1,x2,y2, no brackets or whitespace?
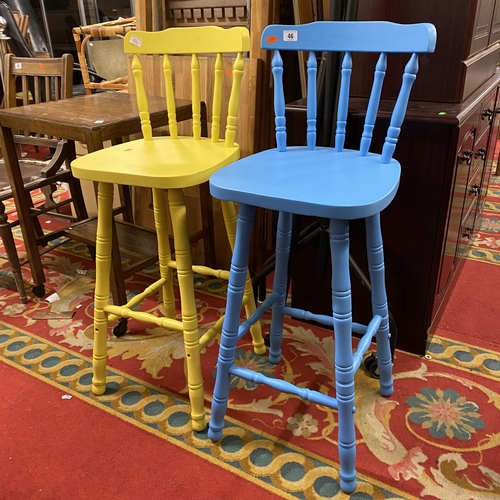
84,129,128,306
66,140,89,221
110,136,134,223
86,131,134,223
110,222,127,306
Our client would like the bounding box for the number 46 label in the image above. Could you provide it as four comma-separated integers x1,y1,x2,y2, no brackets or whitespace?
283,30,298,42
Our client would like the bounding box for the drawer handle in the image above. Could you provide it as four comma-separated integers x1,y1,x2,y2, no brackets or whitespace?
482,108,494,120
462,226,473,239
469,184,480,195
475,147,487,159
458,149,473,164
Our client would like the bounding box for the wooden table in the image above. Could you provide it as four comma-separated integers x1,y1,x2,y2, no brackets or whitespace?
0,91,192,300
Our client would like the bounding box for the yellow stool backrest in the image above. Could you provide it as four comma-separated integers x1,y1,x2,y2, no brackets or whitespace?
124,26,250,147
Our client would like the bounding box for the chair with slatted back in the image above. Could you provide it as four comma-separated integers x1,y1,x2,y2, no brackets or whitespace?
207,21,437,493
71,26,265,432
0,53,89,300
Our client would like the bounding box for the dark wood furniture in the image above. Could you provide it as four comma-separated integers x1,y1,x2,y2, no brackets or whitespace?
0,91,192,302
288,71,500,356
354,0,500,103
285,1,500,356
0,53,87,303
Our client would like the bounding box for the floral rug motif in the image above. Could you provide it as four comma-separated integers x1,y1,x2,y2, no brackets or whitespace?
1,231,500,499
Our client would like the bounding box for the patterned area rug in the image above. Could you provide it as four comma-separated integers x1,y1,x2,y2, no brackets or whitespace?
467,176,500,265
1,180,500,499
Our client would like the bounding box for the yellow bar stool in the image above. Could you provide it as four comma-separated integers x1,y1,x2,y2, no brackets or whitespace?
71,26,265,431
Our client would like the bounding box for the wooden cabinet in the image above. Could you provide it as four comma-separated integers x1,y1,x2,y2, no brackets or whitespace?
433,86,498,323
435,126,475,308
269,0,500,356
354,0,500,103
287,72,500,356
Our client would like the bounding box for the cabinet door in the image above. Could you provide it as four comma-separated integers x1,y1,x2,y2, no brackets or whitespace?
473,128,491,215
470,0,496,56
435,128,475,304
489,0,500,44
456,200,479,258
464,161,483,216
484,91,500,198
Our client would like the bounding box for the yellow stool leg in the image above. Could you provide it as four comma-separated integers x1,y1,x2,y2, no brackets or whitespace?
221,200,266,355
152,188,176,319
92,181,114,396
168,188,207,431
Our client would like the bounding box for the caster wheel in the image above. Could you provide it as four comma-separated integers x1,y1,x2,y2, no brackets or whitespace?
368,360,380,379
364,353,380,379
113,319,128,337
32,284,45,298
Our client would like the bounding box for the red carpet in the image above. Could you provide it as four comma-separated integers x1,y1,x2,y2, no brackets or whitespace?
434,176,500,351
434,259,500,350
0,360,280,500
1,237,500,499
1,178,500,499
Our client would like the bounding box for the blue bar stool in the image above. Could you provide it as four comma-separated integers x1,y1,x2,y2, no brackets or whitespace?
207,21,436,493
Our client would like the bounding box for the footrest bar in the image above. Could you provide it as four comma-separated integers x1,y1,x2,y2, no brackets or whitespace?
125,278,167,311
352,322,368,335
167,260,230,281
199,315,225,350
237,291,279,341
104,304,183,331
229,365,339,410
192,265,230,281
353,315,382,371
283,306,333,327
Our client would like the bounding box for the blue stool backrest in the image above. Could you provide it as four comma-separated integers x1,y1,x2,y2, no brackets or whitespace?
261,21,437,163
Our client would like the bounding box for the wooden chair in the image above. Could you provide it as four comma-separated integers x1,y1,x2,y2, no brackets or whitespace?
71,26,265,432
207,21,436,493
0,180,27,302
0,53,89,299
72,17,136,95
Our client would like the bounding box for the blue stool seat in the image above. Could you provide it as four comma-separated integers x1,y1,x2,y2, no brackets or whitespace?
208,21,436,494
210,147,401,219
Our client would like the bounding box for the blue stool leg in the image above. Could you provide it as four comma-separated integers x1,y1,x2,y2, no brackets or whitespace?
269,211,292,364
208,203,256,441
365,214,394,397
329,218,356,494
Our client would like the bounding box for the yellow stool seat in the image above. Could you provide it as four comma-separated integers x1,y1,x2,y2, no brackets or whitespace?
72,137,240,189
